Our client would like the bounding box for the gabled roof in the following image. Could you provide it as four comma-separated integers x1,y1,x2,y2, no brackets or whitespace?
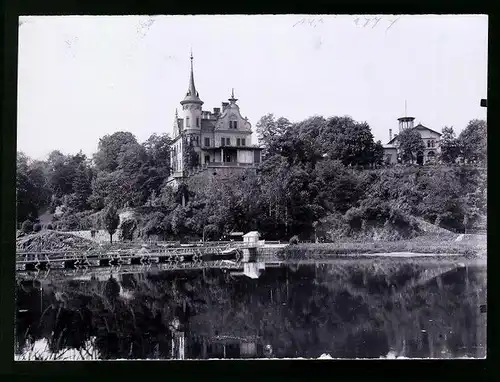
386,124,442,145
413,123,442,136
243,231,260,237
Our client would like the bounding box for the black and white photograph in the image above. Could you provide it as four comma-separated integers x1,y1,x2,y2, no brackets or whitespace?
14,14,487,361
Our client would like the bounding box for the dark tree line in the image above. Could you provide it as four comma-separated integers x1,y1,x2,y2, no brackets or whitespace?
16,132,172,227
16,115,486,238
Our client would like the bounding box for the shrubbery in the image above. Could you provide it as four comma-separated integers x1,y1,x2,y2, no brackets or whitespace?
119,218,138,241
52,210,101,231
21,220,33,234
16,116,486,241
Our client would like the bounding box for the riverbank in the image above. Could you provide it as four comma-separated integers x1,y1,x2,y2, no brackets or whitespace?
276,234,486,261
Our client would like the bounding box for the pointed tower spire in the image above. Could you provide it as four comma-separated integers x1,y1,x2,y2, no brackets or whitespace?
180,50,203,105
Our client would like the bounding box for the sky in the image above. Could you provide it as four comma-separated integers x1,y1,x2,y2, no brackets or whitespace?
17,14,488,160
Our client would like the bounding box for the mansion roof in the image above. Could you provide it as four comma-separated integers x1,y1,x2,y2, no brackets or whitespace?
386,123,442,145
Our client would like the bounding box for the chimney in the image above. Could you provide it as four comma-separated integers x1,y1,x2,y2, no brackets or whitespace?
389,129,393,141
213,107,220,115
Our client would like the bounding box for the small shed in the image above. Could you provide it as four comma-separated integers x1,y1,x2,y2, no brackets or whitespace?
242,231,260,245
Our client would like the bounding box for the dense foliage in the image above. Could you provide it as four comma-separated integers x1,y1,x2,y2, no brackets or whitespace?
16,116,486,238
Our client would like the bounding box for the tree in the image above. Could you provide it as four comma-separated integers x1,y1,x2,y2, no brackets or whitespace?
143,133,172,173
170,206,188,237
16,152,51,223
279,117,324,168
372,140,385,167
256,114,292,158
70,163,93,212
312,159,363,214
458,119,487,165
142,133,172,196
397,129,425,164
439,126,460,164
93,132,138,172
46,151,83,197
103,205,120,243
119,218,138,241
88,170,134,210
21,219,33,234
320,116,381,167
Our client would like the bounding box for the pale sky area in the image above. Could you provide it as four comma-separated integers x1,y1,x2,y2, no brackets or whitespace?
18,14,488,160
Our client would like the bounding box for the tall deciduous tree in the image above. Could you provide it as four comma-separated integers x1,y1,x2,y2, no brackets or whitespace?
397,128,425,164
16,153,52,223
458,119,487,165
70,163,93,212
320,116,381,167
103,205,120,243
256,114,292,158
94,131,138,172
439,126,460,164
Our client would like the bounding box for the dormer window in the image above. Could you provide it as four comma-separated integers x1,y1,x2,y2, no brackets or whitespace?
230,121,238,129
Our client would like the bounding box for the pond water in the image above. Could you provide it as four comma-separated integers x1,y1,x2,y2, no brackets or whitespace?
14,259,486,360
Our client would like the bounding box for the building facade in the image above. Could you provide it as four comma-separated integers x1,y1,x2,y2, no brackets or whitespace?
167,54,263,186
383,116,442,165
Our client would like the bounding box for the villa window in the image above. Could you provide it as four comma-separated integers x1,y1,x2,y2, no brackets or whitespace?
186,117,190,127
230,121,238,129
225,137,231,146
427,140,431,148
237,138,241,146
242,138,246,146
204,137,210,147
205,155,210,163
196,117,200,127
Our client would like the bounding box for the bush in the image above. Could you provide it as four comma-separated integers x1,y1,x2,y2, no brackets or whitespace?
33,223,42,232
289,235,300,245
21,220,33,234
119,219,137,241
54,210,101,231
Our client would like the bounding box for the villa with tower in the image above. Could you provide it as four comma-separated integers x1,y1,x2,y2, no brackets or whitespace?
383,115,442,165
167,53,263,187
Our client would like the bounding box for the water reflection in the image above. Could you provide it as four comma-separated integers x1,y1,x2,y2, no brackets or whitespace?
15,259,486,360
